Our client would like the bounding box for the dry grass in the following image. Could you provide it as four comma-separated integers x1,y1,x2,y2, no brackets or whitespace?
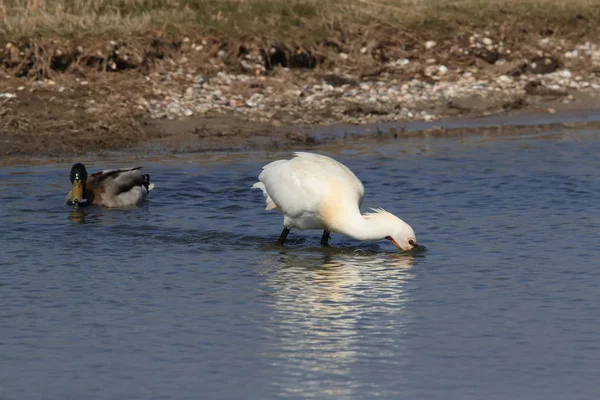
1,0,598,81
0,0,598,41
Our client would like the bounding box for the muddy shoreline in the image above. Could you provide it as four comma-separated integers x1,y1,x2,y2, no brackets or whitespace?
2,31,600,166
3,103,600,167
2,92,600,167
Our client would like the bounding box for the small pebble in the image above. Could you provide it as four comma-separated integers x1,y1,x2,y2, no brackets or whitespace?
425,41,437,49
120,34,600,126
559,70,572,78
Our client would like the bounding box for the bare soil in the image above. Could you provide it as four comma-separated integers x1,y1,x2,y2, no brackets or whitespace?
1,8,600,166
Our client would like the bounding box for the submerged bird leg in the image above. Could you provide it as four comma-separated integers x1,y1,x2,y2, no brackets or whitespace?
320,230,330,246
277,227,290,246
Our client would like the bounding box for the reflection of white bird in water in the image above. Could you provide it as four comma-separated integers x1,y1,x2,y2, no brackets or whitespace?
252,152,417,251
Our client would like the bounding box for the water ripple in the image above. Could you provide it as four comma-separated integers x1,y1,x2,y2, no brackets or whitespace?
1,132,599,399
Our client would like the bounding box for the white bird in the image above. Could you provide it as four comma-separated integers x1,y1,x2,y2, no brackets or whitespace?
252,152,417,251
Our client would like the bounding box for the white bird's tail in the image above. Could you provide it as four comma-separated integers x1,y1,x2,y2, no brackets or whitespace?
251,182,277,210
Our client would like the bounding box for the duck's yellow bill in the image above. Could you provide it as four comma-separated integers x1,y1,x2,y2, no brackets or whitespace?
70,180,84,204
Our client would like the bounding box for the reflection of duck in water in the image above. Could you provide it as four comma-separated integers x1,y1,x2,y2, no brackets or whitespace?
65,163,154,208
68,208,86,224
252,152,417,251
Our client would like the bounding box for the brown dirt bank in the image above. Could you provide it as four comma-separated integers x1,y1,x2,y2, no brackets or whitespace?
2,90,600,168
1,1,600,164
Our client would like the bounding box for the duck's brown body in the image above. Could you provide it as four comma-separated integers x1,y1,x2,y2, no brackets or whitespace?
66,164,154,208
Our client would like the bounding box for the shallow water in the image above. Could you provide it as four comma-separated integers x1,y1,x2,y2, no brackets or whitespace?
1,129,600,400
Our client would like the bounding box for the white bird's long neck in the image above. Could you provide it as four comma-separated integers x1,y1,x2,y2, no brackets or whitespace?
333,211,388,242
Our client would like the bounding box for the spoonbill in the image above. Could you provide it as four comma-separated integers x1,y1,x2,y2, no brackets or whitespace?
252,152,416,251
66,163,154,208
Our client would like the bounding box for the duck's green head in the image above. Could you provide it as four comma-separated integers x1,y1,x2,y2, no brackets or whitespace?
69,163,88,206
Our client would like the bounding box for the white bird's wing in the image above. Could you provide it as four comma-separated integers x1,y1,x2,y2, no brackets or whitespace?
253,152,365,217
293,152,365,205
254,158,313,217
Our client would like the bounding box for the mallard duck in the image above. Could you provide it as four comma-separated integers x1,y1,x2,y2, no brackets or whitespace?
66,163,155,207
252,152,416,251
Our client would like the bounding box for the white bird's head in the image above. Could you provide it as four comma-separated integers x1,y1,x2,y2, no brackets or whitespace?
365,208,417,252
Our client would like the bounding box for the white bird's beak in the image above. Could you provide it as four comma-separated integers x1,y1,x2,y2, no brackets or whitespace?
388,238,407,252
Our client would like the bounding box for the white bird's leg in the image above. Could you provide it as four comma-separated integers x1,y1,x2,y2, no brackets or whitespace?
277,227,290,246
320,230,330,246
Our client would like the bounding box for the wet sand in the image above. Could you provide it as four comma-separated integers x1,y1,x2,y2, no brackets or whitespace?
2,93,600,167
